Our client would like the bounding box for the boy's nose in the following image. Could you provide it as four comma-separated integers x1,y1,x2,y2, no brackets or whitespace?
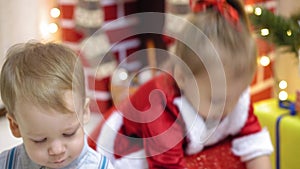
48,140,66,155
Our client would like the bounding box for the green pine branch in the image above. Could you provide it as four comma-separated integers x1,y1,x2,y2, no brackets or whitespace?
249,7,300,55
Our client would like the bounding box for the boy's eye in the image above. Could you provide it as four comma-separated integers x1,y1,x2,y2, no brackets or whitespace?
32,138,47,144
63,125,79,137
63,131,76,137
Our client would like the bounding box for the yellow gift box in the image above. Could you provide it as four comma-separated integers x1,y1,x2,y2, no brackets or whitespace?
254,98,300,169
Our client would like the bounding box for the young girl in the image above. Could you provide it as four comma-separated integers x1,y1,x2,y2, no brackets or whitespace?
0,42,114,169
88,0,273,168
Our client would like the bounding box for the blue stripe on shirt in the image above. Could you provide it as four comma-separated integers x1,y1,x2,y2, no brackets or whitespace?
100,156,108,169
7,147,16,169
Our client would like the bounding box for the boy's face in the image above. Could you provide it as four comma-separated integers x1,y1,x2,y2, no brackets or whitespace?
7,91,90,169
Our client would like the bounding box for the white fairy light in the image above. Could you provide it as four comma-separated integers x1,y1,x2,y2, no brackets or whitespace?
279,91,288,101
286,30,292,36
50,8,61,18
261,28,270,36
254,7,262,16
279,80,288,90
245,5,254,13
260,56,270,67
48,23,58,33
119,70,128,81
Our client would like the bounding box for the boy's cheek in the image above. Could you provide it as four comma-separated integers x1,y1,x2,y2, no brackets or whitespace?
23,141,46,164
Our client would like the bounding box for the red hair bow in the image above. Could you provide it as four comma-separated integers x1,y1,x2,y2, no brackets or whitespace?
190,0,239,26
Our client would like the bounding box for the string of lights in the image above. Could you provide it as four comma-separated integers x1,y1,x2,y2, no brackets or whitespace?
247,5,300,101
39,4,61,40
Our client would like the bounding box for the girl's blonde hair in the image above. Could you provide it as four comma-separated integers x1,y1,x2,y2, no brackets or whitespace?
175,0,257,82
0,42,85,114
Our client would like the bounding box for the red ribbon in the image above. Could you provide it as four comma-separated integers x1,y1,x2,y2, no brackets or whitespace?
190,0,239,27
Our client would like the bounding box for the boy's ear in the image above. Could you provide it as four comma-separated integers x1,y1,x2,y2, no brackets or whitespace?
83,98,90,124
6,113,21,138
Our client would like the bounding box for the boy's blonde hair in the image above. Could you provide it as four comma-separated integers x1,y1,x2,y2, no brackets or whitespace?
176,0,257,83
0,42,85,115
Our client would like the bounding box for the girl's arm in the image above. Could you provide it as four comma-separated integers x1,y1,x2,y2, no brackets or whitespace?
246,155,272,169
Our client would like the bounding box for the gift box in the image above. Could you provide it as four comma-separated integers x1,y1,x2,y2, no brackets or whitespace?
254,98,300,169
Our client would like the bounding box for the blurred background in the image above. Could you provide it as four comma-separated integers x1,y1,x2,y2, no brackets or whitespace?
0,0,300,168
